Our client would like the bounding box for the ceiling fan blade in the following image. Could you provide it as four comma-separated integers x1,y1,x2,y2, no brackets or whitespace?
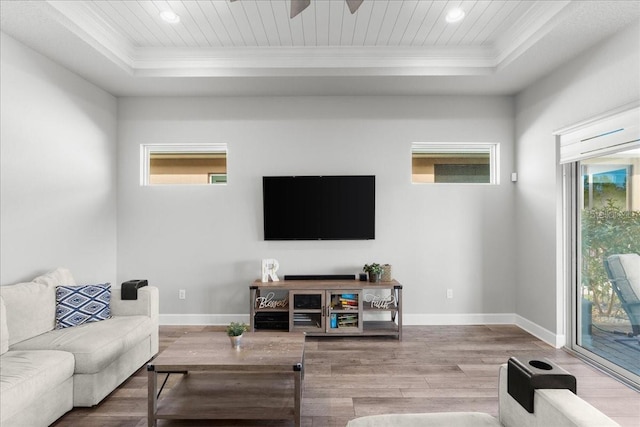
290,0,311,18
346,0,364,14
233,0,360,19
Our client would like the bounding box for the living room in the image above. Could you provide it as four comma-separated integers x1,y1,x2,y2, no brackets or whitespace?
1,1,639,426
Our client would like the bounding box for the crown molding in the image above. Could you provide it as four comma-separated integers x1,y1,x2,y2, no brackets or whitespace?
46,0,135,72
131,45,497,77
43,0,572,79
494,1,572,70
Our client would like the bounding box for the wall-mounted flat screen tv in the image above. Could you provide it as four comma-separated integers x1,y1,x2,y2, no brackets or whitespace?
263,175,375,240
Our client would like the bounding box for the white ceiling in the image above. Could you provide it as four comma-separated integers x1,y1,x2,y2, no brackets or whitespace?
1,0,639,96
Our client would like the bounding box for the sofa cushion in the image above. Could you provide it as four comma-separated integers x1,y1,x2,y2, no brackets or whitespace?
0,297,8,355
33,267,76,288
346,412,501,427
0,350,75,422
10,315,152,374
0,281,56,346
0,268,76,346
55,283,112,329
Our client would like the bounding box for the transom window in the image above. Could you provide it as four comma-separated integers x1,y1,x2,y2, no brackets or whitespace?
141,144,227,185
411,143,499,184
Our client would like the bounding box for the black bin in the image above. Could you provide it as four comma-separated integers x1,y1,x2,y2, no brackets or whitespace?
507,357,576,413
121,279,148,300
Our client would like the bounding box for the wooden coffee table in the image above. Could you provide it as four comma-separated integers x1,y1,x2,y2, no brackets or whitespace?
147,331,305,426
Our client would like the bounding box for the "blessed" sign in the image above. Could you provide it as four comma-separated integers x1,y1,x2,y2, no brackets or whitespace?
256,292,289,309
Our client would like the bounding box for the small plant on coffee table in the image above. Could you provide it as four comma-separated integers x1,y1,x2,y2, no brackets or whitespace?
226,322,248,337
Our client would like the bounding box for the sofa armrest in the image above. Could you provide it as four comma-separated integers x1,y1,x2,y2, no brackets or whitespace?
498,365,620,427
110,286,159,356
110,286,158,319
346,412,501,427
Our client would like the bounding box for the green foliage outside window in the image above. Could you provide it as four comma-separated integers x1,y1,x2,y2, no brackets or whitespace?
582,200,640,318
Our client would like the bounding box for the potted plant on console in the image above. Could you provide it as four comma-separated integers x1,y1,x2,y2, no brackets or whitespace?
226,322,248,348
363,263,383,283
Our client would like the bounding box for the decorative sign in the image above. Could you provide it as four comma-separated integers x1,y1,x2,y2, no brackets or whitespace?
256,292,289,309
364,293,396,309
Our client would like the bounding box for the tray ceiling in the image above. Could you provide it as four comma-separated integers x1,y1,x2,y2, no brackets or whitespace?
1,1,638,96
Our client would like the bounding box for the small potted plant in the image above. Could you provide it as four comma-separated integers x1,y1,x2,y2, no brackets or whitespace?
226,322,248,348
363,263,383,283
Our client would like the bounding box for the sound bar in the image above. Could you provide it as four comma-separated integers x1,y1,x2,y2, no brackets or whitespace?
284,274,356,281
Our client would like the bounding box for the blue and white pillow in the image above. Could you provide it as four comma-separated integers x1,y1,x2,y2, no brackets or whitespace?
55,283,111,329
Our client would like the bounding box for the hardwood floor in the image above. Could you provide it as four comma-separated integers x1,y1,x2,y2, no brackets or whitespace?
52,325,640,427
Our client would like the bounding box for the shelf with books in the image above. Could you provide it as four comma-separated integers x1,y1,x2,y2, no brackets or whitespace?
331,293,359,311
329,313,359,329
327,290,362,334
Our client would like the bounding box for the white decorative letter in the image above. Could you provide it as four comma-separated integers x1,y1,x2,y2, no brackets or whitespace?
261,259,280,282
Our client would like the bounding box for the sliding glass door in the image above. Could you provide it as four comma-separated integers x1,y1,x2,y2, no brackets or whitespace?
570,147,640,387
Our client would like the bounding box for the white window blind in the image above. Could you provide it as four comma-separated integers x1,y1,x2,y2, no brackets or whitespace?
556,104,640,164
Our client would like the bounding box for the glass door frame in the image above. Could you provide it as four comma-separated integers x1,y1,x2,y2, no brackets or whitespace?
564,162,640,390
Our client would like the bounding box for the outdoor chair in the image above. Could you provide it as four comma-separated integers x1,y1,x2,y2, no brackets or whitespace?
604,253,640,337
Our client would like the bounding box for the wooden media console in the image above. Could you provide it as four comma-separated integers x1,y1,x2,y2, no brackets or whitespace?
250,279,402,340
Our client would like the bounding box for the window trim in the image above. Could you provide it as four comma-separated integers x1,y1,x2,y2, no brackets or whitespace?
555,103,639,164
411,142,500,185
140,143,228,186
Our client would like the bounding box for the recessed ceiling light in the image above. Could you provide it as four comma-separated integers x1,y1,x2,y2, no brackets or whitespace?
160,10,180,24
445,7,465,23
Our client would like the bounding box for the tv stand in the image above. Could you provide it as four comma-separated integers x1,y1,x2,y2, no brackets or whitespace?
249,279,402,340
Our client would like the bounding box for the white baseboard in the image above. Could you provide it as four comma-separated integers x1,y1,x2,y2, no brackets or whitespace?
514,314,565,348
404,312,516,325
159,312,564,348
160,314,250,325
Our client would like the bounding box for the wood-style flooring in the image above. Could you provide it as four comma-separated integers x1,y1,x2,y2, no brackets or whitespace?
52,325,640,427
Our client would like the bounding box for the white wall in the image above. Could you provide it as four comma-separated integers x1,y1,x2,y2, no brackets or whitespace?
117,96,516,322
4,17,636,339
514,21,640,339
0,33,118,285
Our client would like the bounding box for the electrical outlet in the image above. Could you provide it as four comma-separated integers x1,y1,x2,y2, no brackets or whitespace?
179,289,186,300
446,289,453,299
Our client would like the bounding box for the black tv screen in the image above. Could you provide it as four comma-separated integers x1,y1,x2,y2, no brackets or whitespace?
263,175,375,240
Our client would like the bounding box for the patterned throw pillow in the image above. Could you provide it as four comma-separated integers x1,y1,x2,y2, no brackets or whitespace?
55,283,111,329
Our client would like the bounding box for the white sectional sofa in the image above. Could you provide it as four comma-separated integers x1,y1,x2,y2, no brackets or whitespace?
346,364,620,427
0,268,159,427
